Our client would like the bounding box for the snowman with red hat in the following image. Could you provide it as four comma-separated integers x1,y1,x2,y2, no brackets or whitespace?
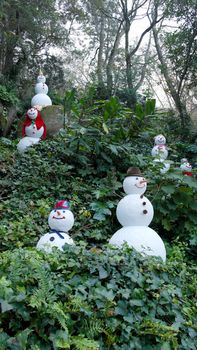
17,107,46,153
109,167,166,262
36,200,75,253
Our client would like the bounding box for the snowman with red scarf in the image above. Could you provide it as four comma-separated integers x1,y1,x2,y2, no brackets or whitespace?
36,200,75,253
151,134,170,174
17,107,46,153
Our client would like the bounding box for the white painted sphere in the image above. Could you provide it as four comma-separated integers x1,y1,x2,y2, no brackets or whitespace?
37,74,46,83
151,145,168,160
116,194,154,226
109,226,166,262
36,232,74,253
123,176,147,195
27,107,38,120
31,94,52,107
153,159,170,174
35,83,48,95
48,209,74,232
25,125,44,138
154,134,166,145
17,136,40,153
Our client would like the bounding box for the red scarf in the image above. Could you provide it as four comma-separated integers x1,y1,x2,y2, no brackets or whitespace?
22,110,46,139
183,171,193,177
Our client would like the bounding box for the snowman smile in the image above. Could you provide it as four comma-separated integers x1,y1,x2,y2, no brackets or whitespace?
52,216,65,220
135,180,146,188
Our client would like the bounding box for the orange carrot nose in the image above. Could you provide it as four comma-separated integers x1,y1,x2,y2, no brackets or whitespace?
140,179,147,184
57,211,61,216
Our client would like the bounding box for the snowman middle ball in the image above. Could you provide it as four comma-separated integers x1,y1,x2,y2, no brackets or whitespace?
116,194,154,226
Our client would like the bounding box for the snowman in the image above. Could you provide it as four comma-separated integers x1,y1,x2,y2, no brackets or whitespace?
36,200,75,253
17,107,46,153
31,69,52,108
180,158,193,177
109,167,166,262
151,134,170,174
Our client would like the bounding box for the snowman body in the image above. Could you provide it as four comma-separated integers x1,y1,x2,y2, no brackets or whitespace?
31,71,52,107
109,169,166,262
109,226,166,262
25,124,44,138
36,232,74,253
35,83,48,95
36,201,75,253
17,136,40,153
116,194,154,227
17,107,46,153
151,134,170,173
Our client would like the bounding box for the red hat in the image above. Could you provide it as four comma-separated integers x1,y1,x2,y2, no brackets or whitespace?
54,200,70,210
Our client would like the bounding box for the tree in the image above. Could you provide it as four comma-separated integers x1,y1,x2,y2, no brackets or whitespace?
150,0,197,133
0,0,69,86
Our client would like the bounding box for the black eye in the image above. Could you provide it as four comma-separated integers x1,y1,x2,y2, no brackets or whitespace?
54,209,56,212
50,237,55,241
136,177,138,180
63,210,65,213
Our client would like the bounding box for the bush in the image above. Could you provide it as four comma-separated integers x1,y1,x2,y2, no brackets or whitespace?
0,246,196,350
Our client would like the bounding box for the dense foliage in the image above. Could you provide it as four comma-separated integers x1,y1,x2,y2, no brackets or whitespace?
0,245,196,350
0,93,196,349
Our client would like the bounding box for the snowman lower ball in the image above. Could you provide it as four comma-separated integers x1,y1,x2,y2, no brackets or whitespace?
36,200,75,253
17,136,40,153
109,226,166,262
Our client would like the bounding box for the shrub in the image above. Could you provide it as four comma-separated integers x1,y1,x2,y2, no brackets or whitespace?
0,246,196,350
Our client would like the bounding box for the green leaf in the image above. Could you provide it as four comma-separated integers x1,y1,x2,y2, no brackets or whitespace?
98,266,108,279
0,299,14,312
102,122,109,134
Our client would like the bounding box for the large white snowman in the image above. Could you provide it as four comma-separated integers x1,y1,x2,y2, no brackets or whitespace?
151,134,170,174
31,70,52,108
109,167,166,262
17,107,46,153
36,200,75,253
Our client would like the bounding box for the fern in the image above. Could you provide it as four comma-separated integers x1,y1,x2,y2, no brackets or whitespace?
71,335,99,350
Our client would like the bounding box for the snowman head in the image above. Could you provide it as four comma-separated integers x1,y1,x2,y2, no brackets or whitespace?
48,200,74,232
154,134,166,145
123,167,147,195
27,107,38,120
180,158,192,171
37,72,46,84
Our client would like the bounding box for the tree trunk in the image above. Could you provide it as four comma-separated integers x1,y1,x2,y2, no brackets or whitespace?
152,26,191,134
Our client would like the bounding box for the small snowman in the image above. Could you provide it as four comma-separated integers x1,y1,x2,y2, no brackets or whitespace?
36,200,75,253
180,158,193,177
109,167,166,262
17,107,46,153
151,134,170,174
31,69,52,108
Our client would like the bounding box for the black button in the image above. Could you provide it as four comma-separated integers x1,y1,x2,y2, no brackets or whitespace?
50,237,55,241
143,210,148,214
